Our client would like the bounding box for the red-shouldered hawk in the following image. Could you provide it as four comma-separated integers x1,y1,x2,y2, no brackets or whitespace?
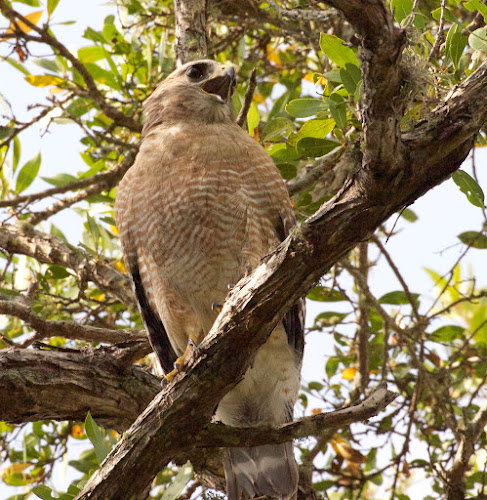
115,60,305,500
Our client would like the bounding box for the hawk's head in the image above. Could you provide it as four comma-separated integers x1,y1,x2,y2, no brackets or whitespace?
143,59,237,134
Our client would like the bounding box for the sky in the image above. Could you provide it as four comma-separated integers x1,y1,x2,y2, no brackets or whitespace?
1,1,487,497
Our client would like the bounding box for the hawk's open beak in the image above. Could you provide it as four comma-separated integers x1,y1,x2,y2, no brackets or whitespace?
200,66,237,104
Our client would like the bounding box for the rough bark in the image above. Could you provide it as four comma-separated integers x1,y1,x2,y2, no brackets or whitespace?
0,223,134,306
0,346,159,432
174,0,208,65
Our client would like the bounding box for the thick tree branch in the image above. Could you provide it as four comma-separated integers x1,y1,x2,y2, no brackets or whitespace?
0,223,134,306
0,347,158,432
76,54,487,499
174,0,208,65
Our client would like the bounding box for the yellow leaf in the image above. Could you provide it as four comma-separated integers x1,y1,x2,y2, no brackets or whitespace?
311,408,322,415
114,260,126,274
331,437,365,464
1,462,31,477
341,367,357,380
266,46,281,67
92,293,106,301
49,86,65,94
8,11,43,35
25,74,64,87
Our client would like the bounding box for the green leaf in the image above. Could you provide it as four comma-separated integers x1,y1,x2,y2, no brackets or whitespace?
391,0,413,23
400,208,418,222
452,170,485,208
262,117,294,142
84,63,121,90
46,265,70,280
85,412,110,465
14,0,40,5
33,58,63,74
297,137,340,158
285,98,328,118
0,126,14,140
431,7,460,24
277,163,297,180
327,93,347,129
307,286,347,302
13,136,21,173
160,462,193,500
247,102,259,136
47,0,61,16
308,381,324,391
379,291,419,306
458,231,487,249
464,0,487,20
15,153,41,194
325,357,339,378
446,24,467,68
32,485,57,500
320,33,358,68
340,63,362,96
469,27,487,52
431,325,465,342
41,173,77,187
315,311,348,327
268,143,300,163
294,119,335,142
78,46,106,63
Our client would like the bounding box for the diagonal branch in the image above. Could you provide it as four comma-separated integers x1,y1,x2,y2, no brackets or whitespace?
76,54,487,500
0,223,134,306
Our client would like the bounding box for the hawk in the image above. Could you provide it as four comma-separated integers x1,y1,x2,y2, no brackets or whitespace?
115,60,305,500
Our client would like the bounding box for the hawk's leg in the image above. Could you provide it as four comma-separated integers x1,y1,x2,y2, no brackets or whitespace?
164,334,201,384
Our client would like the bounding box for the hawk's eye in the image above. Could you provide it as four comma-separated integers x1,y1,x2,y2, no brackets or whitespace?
186,65,204,80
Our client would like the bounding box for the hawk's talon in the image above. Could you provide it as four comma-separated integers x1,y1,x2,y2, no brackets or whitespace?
188,338,196,348
227,283,235,290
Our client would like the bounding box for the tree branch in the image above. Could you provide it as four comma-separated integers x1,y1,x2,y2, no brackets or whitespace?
0,150,136,209
0,298,147,345
0,223,134,306
174,0,208,66
0,347,158,432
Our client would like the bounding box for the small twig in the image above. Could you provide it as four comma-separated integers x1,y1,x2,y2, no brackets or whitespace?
287,147,343,197
265,0,332,21
236,68,258,128
427,0,446,62
373,236,421,320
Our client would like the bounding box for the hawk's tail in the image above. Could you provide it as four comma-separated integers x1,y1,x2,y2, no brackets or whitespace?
223,442,298,500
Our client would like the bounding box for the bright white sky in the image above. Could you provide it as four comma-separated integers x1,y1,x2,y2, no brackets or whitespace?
1,1,487,498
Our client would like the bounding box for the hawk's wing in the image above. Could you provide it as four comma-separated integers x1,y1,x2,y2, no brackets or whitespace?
276,212,305,360
130,261,177,373
115,169,177,375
